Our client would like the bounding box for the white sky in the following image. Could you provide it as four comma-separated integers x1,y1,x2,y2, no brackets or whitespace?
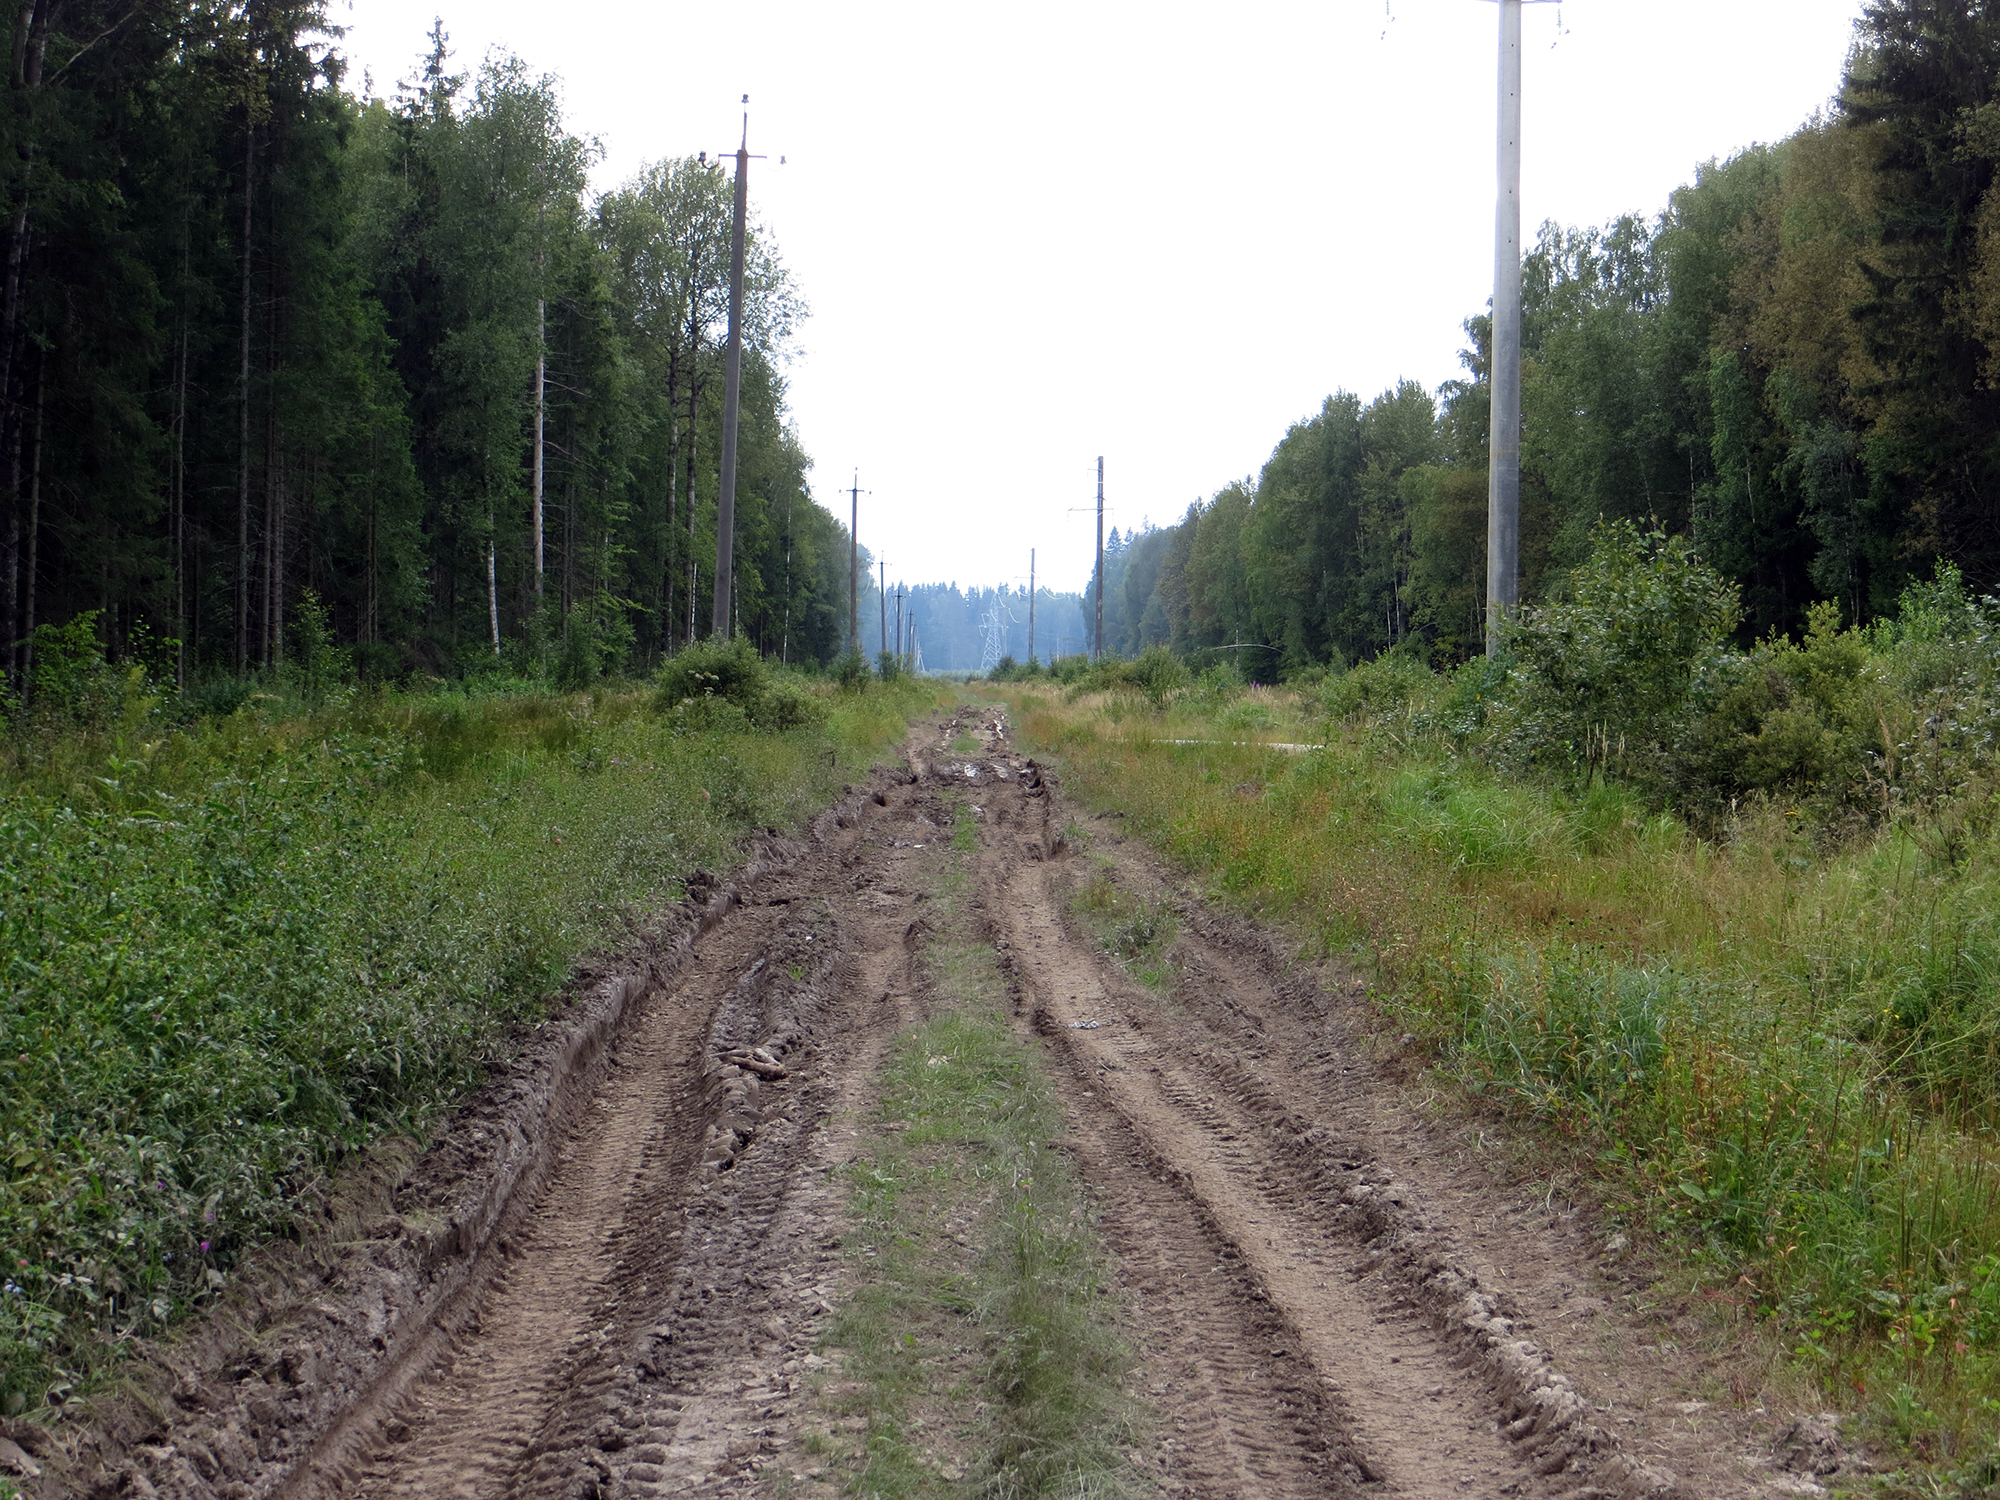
333,0,1867,595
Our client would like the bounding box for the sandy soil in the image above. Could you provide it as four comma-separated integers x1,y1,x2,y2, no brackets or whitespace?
36,708,1854,1499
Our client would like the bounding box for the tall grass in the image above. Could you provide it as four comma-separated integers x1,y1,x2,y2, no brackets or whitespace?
1016,689,2000,1479
0,674,935,1414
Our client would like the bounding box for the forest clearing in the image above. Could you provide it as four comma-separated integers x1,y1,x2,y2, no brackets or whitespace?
15,1,2000,1496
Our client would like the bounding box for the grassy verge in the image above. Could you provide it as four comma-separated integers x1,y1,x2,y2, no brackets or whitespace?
816,836,1133,1499
1012,686,2000,1493
0,674,940,1416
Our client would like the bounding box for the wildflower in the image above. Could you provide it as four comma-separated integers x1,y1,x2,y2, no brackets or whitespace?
199,1240,210,1254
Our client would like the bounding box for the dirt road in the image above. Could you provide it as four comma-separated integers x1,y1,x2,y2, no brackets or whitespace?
62,709,1834,1499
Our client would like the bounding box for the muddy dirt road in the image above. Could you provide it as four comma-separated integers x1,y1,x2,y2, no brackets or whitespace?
60,709,1835,1499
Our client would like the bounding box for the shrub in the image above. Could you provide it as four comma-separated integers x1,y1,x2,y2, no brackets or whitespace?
1322,651,1434,722
1682,601,1876,806
653,637,826,732
1051,654,1091,685
1492,520,1738,791
1129,646,1188,709
833,650,871,692
292,590,353,706
20,611,158,731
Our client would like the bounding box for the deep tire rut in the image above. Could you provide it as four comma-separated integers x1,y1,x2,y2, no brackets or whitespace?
76,709,1780,1499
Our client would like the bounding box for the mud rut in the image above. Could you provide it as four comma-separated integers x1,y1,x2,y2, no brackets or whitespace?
101,710,1808,1500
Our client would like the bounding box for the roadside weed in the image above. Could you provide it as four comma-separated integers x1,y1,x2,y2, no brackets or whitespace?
1015,687,2000,1476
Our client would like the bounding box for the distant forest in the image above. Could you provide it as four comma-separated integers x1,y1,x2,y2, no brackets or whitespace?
892,584,1088,673
0,1,874,694
1089,1,2000,674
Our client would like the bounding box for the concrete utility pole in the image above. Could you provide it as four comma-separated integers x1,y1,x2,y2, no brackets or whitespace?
848,472,863,655
1027,548,1036,664
1484,0,1553,655
712,99,753,639
1094,457,1105,661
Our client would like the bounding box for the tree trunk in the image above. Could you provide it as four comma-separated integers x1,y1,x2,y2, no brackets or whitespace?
685,369,699,644
0,3,54,690
237,119,254,674
662,348,677,651
3,372,16,693
20,360,39,693
172,325,187,688
486,530,500,657
265,441,284,667
532,297,545,599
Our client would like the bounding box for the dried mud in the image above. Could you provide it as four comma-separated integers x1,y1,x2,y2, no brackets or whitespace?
30,709,1848,1499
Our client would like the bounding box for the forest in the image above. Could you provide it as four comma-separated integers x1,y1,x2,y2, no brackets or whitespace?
0,0,869,700
1090,1,2000,674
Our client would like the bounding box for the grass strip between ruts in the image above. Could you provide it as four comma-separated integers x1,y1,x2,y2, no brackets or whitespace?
813,816,1135,1500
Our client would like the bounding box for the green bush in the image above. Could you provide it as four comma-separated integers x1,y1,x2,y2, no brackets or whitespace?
1682,601,1877,806
1322,651,1434,722
1491,520,1738,791
1051,653,1091,685
833,649,871,692
1129,646,1188,709
19,612,159,732
653,637,826,732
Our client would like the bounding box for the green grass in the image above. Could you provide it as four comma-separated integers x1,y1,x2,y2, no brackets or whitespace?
824,841,1133,1499
0,673,938,1416
1069,870,1177,991
1017,689,2000,1489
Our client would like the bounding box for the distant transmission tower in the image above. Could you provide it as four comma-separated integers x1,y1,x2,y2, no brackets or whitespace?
979,594,1019,674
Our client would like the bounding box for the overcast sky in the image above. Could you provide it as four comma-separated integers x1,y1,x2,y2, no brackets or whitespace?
332,0,1868,594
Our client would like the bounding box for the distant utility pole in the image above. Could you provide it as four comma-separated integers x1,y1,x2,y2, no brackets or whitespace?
847,471,866,655
1027,548,1036,664
879,559,887,657
1094,457,1105,661
712,96,779,640
895,585,906,668
1484,0,1553,655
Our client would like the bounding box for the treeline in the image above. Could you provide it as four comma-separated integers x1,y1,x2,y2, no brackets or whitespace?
0,2,861,700
1095,0,2000,671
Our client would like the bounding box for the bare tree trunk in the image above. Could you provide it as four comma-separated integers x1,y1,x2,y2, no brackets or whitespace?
365,460,377,645
0,3,54,688
236,119,254,674
532,297,545,599
266,444,284,667
662,349,677,651
21,362,39,693
486,530,500,658
685,370,699,644
3,370,16,693
172,325,187,688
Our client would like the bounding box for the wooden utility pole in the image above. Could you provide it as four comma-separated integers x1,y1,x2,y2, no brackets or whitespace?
1093,457,1105,661
1027,548,1036,664
879,558,887,658
895,585,906,668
